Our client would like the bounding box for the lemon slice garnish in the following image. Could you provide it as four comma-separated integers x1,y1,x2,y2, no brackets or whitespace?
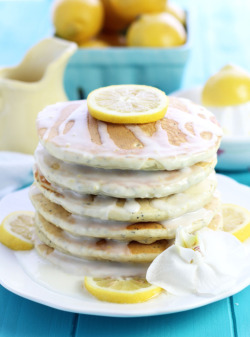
87,85,169,124
222,204,250,242
0,211,35,250
84,276,162,303
202,64,250,107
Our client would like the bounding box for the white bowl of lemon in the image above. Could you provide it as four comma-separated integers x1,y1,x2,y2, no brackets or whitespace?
172,64,250,171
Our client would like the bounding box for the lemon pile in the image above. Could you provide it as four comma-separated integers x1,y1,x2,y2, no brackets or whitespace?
0,211,35,250
51,0,187,48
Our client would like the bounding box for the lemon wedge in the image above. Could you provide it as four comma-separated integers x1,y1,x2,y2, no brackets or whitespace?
87,85,168,124
84,276,162,303
222,204,250,242
202,64,250,107
0,211,35,250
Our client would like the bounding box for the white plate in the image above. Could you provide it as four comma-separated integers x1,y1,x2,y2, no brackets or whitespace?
0,174,250,317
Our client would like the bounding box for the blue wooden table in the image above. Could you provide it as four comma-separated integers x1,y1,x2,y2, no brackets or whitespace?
0,0,250,336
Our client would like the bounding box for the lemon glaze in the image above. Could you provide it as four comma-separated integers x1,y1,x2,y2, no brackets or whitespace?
37,98,222,170
15,245,150,298
30,186,215,241
34,172,217,222
35,144,216,198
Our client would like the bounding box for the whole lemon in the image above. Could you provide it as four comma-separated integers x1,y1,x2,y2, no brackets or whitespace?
101,0,130,32
202,64,250,107
52,0,104,43
127,13,186,47
110,0,166,22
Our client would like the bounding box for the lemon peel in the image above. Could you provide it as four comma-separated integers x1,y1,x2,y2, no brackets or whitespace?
84,276,162,303
0,211,35,250
87,85,168,124
222,203,250,242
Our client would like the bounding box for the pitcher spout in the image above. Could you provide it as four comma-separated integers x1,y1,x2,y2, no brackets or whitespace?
0,37,77,154
0,37,77,85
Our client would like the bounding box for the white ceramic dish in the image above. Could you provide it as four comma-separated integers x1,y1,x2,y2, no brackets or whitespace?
171,87,250,171
0,175,250,317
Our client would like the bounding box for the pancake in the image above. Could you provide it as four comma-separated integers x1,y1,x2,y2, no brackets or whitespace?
33,170,217,222
30,188,221,243
35,210,222,264
35,212,173,263
35,144,217,198
35,241,150,277
37,97,222,171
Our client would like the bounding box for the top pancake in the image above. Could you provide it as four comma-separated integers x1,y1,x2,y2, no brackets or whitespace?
37,97,222,170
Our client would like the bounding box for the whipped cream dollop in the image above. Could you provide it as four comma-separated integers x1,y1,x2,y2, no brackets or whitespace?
146,228,248,296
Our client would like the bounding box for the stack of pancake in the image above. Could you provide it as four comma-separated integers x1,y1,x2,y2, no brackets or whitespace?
30,96,223,275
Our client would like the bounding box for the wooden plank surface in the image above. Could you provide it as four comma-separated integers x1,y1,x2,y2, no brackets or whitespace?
0,286,76,337
1,284,250,337
231,287,250,337
75,299,234,337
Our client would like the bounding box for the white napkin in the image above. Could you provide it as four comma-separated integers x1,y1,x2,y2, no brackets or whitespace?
146,227,248,296
0,152,34,199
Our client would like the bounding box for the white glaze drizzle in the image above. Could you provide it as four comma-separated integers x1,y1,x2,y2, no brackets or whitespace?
35,144,216,198
33,168,216,222
37,98,222,161
16,246,149,280
150,172,216,212
123,199,141,213
30,186,216,240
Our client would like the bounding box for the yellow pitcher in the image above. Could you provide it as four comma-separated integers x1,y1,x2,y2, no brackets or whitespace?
0,37,77,154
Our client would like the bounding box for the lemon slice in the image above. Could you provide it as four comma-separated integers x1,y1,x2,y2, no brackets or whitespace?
84,276,162,303
0,211,35,250
222,204,250,242
87,85,169,124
